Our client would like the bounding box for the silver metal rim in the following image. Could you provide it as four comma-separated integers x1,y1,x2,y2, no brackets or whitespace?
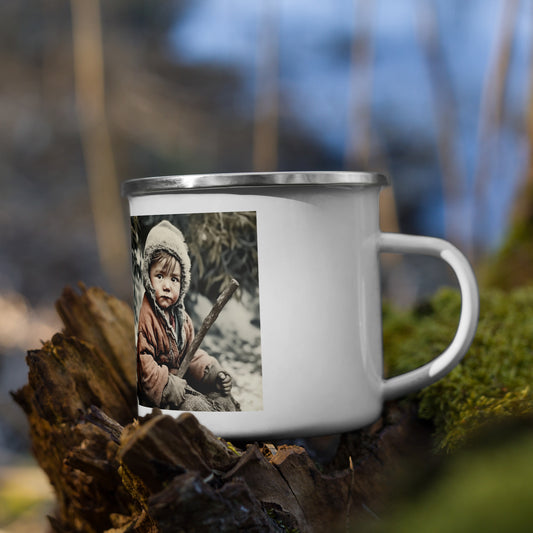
121,171,390,197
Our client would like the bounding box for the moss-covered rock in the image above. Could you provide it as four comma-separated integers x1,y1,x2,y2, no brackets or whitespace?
383,286,533,452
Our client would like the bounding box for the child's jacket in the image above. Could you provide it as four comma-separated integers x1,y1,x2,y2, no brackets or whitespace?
137,292,217,406
137,220,221,407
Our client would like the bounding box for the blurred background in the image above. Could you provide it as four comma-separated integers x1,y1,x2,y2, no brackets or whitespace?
1,0,532,528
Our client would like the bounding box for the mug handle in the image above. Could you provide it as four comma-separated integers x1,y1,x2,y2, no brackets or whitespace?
378,233,479,401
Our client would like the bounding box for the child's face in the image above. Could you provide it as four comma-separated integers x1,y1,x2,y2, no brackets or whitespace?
149,257,182,310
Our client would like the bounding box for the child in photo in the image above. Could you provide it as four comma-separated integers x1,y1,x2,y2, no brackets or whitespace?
136,220,233,411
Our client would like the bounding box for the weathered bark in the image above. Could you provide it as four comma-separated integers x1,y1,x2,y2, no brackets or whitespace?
12,284,432,532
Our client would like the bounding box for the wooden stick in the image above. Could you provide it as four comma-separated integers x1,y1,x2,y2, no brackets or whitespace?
177,278,239,379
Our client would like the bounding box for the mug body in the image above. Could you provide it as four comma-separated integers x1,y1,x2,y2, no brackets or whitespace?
123,172,389,438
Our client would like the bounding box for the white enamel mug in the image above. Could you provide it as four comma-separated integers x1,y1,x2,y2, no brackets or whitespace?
122,172,479,439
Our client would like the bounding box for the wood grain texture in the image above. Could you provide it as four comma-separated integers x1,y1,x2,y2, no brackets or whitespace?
13,285,432,532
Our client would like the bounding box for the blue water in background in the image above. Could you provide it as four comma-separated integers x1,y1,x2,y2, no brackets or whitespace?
169,0,531,250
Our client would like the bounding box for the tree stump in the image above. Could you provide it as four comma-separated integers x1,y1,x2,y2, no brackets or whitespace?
12,284,432,532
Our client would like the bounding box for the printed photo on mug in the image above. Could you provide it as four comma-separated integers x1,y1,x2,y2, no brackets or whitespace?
130,212,263,413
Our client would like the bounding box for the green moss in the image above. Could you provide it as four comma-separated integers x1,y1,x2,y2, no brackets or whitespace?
360,425,533,533
219,439,242,456
265,507,300,532
383,286,533,452
480,217,533,290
